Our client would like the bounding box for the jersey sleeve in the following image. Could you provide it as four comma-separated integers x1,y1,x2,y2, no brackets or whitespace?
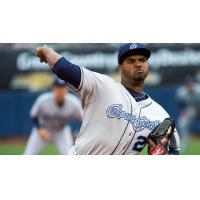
53,57,82,90
31,117,41,128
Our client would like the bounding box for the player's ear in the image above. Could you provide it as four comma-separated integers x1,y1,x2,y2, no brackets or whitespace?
117,65,121,72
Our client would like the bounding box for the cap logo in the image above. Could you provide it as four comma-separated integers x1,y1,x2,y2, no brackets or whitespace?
130,43,138,49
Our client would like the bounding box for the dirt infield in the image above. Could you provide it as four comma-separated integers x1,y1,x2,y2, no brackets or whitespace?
0,137,27,145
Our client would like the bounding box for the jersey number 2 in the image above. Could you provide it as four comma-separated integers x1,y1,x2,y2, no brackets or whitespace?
132,136,147,152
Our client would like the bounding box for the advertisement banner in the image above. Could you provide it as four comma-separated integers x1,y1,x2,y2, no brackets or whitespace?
1,44,200,90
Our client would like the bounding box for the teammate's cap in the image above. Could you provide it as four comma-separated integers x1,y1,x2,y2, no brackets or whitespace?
53,78,66,87
118,43,151,64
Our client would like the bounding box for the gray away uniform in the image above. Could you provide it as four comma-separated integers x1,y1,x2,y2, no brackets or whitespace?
24,92,82,155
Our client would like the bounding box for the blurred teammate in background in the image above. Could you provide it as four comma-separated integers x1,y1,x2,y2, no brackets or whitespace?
24,78,82,155
176,75,200,151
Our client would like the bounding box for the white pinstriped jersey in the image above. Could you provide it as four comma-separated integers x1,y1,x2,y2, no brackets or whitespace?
68,67,180,155
30,92,82,134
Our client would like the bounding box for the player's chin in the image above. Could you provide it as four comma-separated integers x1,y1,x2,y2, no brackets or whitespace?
133,75,146,82
134,72,148,81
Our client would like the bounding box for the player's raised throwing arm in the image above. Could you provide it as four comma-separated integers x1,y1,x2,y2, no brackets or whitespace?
36,46,62,69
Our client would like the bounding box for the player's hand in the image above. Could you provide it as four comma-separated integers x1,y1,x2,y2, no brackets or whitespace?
38,128,49,141
35,45,62,70
36,45,49,63
147,138,157,152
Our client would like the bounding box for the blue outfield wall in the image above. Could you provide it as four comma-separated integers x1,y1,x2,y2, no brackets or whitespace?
0,86,198,137
0,91,38,137
145,86,180,120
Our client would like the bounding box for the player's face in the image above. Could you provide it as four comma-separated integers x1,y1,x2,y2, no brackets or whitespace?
119,55,149,85
186,82,194,93
53,86,68,103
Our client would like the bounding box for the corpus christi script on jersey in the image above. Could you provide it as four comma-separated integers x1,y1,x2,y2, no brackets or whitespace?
63,65,180,155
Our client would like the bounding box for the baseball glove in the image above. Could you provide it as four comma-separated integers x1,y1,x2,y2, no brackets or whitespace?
148,118,175,155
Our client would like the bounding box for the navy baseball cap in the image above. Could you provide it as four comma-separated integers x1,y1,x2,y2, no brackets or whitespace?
118,43,151,64
53,78,66,87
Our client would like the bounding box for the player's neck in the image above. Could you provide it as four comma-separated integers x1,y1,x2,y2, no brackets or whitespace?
127,86,143,93
122,82,144,93
55,98,65,107
121,78,144,93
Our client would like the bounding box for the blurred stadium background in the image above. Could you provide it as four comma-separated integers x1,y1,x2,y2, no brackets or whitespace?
0,43,200,155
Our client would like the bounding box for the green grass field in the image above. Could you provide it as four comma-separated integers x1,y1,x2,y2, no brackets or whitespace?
0,137,200,155
0,144,60,155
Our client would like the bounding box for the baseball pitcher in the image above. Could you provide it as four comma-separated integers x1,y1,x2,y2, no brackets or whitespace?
35,43,180,155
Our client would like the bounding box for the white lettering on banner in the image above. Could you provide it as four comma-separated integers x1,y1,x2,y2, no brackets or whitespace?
17,53,48,71
61,52,118,71
16,48,200,71
16,51,118,71
150,48,200,69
